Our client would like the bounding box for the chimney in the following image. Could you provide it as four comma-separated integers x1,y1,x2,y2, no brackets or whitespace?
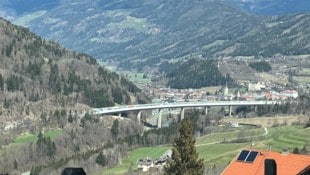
265,159,277,175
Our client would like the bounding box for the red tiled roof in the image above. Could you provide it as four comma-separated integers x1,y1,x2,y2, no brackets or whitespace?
221,149,310,175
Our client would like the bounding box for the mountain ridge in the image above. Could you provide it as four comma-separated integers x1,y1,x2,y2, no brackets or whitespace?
2,0,310,70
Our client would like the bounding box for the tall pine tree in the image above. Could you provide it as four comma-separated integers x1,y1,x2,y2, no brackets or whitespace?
164,117,204,175
111,119,119,141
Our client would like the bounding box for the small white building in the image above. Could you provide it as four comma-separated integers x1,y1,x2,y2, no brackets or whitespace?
137,157,154,172
248,82,266,91
281,90,298,99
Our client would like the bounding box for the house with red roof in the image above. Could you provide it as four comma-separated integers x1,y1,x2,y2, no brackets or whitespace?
281,90,298,99
221,149,310,175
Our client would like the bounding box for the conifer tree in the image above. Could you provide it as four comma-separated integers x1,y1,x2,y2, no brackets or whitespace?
164,117,204,175
96,151,107,166
111,119,119,140
0,74,4,91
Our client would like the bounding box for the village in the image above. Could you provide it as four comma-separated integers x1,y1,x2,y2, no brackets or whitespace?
143,81,299,104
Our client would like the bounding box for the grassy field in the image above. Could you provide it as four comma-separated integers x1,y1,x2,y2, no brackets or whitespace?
257,72,288,84
293,76,310,84
261,125,310,152
196,127,265,145
5,128,63,148
202,40,225,50
197,143,247,165
101,125,309,175
221,115,308,127
299,68,310,74
0,128,63,157
120,71,151,84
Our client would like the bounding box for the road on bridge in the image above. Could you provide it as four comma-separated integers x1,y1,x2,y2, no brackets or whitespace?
91,101,279,115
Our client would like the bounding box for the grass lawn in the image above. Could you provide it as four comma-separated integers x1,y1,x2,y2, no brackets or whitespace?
197,143,247,165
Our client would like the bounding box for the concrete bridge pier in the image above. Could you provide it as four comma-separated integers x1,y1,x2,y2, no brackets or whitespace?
137,111,142,125
204,106,208,115
118,113,122,118
157,109,162,128
180,108,185,121
254,105,258,112
229,106,232,117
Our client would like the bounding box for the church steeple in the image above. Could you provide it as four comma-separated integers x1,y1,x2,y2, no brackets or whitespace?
224,72,228,96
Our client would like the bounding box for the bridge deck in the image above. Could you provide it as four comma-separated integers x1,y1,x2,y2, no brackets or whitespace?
92,101,279,115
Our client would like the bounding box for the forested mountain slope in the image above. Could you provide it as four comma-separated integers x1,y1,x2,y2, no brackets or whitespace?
224,0,310,15
0,18,146,123
5,0,310,70
160,59,234,89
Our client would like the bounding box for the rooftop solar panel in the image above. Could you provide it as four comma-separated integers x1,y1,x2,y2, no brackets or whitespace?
237,150,250,161
245,151,259,162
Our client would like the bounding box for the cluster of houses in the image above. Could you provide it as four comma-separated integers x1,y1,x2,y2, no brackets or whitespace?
137,150,172,172
147,82,299,103
241,82,299,100
240,89,298,101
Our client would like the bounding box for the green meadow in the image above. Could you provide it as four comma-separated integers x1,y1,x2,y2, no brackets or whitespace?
5,128,62,149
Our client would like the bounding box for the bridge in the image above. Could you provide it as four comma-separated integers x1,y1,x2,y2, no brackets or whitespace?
91,101,279,128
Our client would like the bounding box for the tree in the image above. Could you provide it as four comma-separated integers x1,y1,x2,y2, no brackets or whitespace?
68,112,73,123
3,98,10,108
96,151,107,166
164,117,204,175
111,119,119,140
0,74,4,91
293,147,299,154
249,61,272,72
37,131,44,145
30,166,42,175
13,160,18,170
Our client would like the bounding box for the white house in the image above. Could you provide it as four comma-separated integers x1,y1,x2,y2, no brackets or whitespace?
281,90,298,99
248,82,266,91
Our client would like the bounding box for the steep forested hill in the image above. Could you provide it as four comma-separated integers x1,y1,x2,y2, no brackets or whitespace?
160,59,234,89
0,18,146,122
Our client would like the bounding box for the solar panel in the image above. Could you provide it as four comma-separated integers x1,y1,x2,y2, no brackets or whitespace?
237,150,250,161
245,151,259,162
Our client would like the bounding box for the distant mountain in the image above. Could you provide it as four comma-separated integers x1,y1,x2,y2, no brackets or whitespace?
0,0,60,20
224,0,310,15
0,17,146,122
2,0,310,70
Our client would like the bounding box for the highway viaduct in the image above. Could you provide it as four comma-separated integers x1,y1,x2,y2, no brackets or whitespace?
91,101,279,128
